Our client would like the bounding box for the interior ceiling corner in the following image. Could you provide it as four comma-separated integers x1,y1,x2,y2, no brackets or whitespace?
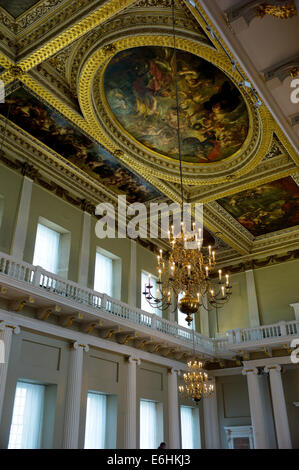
0,0,297,262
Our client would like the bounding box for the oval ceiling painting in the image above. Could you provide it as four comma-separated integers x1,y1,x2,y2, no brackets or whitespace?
104,46,249,164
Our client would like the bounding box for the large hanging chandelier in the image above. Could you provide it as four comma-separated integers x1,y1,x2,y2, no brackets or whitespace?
142,1,232,327
178,360,214,402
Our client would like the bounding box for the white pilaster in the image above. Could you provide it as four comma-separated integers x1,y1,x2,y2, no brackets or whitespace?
290,302,299,321
245,270,260,327
123,356,140,449
264,365,292,449
128,240,137,307
242,368,268,448
63,341,89,449
11,176,33,260
200,295,209,337
78,212,91,286
168,368,180,449
0,323,20,422
203,377,220,448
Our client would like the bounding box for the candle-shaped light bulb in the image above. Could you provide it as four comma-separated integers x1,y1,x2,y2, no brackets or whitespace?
210,289,214,297
148,274,151,286
157,255,160,264
187,264,191,277
156,288,159,298
208,245,211,256
226,274,229,286
159,249,163,259
158,269,162,281
218,269,222,281
205,266,209,277
212,251,215,262
221,285,225,297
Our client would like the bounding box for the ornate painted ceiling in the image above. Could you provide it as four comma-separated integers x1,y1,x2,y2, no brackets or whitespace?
0,0,298,268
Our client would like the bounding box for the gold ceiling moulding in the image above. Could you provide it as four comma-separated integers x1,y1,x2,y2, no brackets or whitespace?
1,0,135,81
256,2,297,19
79,34,273,186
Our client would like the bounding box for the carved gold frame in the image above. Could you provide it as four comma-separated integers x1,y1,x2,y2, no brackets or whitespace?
79,34,272,185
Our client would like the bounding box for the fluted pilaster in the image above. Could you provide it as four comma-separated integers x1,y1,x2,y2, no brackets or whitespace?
62,341,89,449
0,323,20,422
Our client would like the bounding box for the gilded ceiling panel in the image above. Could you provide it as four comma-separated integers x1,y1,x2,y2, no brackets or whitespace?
1,86,163,203
217,177,299,237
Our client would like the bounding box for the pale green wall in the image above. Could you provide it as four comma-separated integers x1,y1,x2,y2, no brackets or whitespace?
24,183,82,283
216,374,251,448
254,259,299,325
0,164,22,254
209,272,250,337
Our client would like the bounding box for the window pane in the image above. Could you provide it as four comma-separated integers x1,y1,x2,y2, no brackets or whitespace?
180,406,194,449
94,252,113,296
141,271,161,317
8,382,45,449
140,399,158,449
33,223,60,274
84,392,107,449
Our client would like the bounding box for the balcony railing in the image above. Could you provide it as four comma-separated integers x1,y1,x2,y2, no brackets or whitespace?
0,251,298,355
0,252,216,353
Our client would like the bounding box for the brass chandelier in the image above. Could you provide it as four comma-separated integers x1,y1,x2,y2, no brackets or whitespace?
142,1,232,327
178,360,214,402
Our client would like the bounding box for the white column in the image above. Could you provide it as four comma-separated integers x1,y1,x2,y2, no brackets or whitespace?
242,368,268,448
264,365,292,449
290,302,299,320
0,323,20,422
168,369,180,449
11,176,33,260
78,212,91,286
203,377,220,448
200,295,209,337
245,270,260,327
128,240,137,307
123,356,140,449
62,341,89,449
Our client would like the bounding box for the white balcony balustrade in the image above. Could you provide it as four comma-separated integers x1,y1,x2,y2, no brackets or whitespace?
0,251,298,355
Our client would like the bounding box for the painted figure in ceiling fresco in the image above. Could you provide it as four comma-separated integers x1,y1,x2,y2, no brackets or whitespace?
104,46,249,163
218,177,299,236
0,87,162,203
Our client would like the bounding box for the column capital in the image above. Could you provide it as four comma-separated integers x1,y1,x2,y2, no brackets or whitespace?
72,341,89,352
0,322,21,335
127,356,141,366
264,364,281,374
168,368,181,376
242,367,259,376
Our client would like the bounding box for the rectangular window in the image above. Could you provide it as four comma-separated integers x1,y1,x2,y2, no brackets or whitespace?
140,399,163,449
8,381,45,449
33,223,60,274
32,217,71,278
180,405,201,449
94,252,113,297
141,271,162,317
84,392,107,449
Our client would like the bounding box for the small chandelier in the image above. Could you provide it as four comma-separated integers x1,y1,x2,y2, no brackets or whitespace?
142,0,232,326
178,360,214,402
